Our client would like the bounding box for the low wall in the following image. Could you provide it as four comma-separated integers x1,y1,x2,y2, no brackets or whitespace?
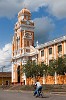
26,75,66,85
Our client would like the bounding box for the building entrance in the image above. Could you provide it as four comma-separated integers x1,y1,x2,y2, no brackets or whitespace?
17,66,20,83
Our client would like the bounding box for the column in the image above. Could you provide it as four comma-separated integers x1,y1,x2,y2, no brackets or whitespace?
54,71,57,84
43,70,46,84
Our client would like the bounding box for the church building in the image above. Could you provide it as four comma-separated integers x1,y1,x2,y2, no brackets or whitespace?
12,8,66,85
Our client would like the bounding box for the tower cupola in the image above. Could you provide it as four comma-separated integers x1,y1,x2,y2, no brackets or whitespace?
18,8,31,21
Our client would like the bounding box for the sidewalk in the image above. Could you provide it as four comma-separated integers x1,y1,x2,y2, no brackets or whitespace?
4,89,66,95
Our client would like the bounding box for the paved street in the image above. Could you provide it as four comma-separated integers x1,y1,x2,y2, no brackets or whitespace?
0,90,66,100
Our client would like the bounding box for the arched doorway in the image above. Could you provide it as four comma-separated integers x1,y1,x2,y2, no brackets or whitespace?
17,66,20,83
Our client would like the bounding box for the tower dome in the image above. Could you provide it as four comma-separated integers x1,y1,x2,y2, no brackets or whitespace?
22,8,31,14
18,8,31,17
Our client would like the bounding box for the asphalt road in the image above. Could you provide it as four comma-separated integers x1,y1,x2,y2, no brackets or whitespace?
0,90,66,100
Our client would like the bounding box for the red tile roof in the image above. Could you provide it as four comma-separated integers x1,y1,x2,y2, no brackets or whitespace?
0,72,11,78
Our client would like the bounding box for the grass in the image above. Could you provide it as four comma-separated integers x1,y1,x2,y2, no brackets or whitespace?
0,84,66,92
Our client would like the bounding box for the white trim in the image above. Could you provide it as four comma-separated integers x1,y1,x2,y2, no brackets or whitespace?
54,44,56,59
36,35,66,49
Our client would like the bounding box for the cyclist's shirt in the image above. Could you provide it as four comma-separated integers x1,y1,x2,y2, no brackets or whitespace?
35,82,41,88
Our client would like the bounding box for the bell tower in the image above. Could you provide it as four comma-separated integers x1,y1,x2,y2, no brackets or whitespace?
12,8,35,59
12,8,35,84
16,8,34,54
18,8,34,45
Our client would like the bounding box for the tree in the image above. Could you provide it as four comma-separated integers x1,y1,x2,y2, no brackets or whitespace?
23,60,40,78
23,55,66,78
23,60,32,78
31,61,40,77
56,57,64,75
48,59,58,76
39,63,48,76
23,60,48,78
48,56,66,75
61,55,66,74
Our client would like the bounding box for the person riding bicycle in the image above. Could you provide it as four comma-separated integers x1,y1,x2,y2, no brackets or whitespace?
34,80,42,97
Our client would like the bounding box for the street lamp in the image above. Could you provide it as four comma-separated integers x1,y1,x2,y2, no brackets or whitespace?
2,66,5,86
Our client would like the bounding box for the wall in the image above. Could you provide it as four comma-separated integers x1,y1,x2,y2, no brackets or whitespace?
0,77,11,85
25,75,66,85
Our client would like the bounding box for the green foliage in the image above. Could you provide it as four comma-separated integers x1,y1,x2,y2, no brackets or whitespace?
23,60,32,78
23,60,48,78
48,55,66,75
39,63,48,76
22,55,66,78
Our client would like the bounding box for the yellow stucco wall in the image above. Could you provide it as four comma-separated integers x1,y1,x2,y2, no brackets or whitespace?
0,77,11,85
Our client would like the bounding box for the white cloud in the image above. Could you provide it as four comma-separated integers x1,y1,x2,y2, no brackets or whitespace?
23,0,46,12
34,17,55,44
0,43,12,72
0,0,66,19
0,0,24,18
0,0,46,18
46,0,66,19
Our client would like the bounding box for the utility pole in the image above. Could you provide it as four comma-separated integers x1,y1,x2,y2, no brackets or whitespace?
2,66,5,86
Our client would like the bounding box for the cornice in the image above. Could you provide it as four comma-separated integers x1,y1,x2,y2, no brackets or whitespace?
36,35,66,49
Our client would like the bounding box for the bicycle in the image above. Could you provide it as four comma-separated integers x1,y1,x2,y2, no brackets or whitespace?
36,88,44,98
33,85,44,98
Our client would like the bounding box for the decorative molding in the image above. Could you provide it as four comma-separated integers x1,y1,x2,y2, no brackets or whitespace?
36,35,66,49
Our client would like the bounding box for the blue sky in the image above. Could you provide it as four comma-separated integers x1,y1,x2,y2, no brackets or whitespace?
0,0,66,71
